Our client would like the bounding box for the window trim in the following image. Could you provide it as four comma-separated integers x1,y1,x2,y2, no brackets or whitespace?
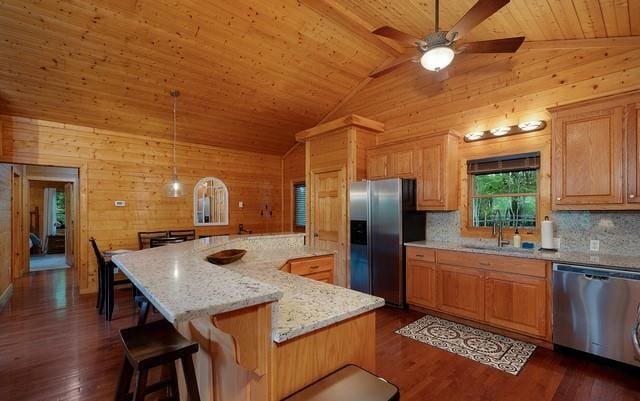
292,181,306,233
459,143,550,243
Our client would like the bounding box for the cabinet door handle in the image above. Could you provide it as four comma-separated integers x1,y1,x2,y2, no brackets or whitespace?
479,261,490,266
415,254,424,258
556,197,561,201
630,194,636,199
309,265,320,269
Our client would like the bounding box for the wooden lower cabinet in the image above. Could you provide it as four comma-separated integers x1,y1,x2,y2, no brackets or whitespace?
406,247,551,341
484,271,548,338
436,264,485,321
283,255,335,284
406,259,437,308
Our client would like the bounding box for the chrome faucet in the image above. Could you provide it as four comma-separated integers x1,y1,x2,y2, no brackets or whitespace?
492,210,510,247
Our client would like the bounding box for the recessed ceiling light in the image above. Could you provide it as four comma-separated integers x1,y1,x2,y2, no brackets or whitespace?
490,126,511,136
465,131,484,141
518,120,543,131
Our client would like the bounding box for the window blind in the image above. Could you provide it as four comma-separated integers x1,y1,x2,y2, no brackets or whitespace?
294,183,306,227
467,152,540,175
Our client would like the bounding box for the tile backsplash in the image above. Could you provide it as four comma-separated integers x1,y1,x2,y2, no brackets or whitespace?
425,210,640,256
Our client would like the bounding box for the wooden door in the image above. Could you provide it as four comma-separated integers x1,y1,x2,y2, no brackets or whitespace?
64,182,75,267
406,258,437,309
388,149,415,177
552,105,624,207
628,102,640,204
484,271,548,338
11,169,24,278
367,154,387,179
309,169,346,286
436,264,484,321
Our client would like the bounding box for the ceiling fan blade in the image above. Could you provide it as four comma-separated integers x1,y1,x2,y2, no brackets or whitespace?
369,53,419,78
372,26,427,47
447,0,510,41
459,36,525,53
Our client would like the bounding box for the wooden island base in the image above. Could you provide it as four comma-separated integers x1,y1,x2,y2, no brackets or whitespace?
182,304,376,401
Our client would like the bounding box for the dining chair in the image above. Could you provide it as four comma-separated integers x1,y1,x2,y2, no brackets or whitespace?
149,236,188,248
137,231,169,250
90,237,133,320
169,229,196,241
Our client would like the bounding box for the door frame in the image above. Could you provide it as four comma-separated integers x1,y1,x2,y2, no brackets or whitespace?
11,166,24,279
26,175,79,272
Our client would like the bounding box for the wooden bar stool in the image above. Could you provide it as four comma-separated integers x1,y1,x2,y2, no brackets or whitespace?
115,320,201,401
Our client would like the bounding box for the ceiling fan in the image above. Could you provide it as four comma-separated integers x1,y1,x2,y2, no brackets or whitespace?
369,0,525,78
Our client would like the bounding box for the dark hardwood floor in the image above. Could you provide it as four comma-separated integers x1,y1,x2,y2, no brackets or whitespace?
1,268,639,401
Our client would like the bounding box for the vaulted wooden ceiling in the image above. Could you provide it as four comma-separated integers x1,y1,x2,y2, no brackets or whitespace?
1,1,638,154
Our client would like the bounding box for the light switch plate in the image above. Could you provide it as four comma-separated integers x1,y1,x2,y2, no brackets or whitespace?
589,239,600,252
114,200,126,207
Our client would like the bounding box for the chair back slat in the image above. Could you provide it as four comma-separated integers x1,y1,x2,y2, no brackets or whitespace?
89,237,106,270
169,230,196,241
137,231,169,250
150,236,188,248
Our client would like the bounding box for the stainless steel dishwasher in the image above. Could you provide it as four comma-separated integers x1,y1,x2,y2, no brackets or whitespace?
553,263,640,367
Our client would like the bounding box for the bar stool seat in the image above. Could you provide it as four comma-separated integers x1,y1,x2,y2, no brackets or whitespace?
115,320,201,401
283,364,399,401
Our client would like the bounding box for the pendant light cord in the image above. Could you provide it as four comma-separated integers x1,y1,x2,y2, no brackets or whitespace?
172,92,177,175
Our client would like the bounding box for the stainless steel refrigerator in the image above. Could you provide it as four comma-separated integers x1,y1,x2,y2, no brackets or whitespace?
349,178,426,306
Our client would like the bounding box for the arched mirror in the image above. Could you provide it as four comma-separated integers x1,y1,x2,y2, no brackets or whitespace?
194,177,228,226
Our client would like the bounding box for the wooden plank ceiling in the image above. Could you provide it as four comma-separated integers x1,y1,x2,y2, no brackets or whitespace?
0,1,638,154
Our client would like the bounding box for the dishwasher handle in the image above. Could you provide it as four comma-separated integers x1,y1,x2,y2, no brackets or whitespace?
584,274,609,281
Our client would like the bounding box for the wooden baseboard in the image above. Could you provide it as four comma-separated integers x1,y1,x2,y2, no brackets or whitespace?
408,304,553,349
0,283,13,311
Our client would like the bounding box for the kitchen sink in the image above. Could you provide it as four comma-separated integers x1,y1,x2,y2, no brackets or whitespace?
461,244,533,254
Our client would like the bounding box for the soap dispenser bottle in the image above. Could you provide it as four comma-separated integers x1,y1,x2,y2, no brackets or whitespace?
513,228,522,248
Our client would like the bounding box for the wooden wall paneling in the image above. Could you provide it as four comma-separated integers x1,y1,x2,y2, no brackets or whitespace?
0,164,13,294
0,115,284,294
333,48,640,147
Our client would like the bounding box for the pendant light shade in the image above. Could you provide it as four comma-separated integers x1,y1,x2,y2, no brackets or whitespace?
165,90,184,197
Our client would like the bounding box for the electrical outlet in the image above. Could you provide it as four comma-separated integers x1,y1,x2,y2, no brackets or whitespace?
590,239,600,252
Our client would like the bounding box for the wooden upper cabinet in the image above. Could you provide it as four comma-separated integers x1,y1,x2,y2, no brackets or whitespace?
549,91,640,210
367,144,417,179
388,148,416,177
417,133,459,211
627,101,640,204
367,153,388,179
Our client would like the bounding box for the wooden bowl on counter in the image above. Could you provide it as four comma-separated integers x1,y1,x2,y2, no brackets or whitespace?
206,249,246,265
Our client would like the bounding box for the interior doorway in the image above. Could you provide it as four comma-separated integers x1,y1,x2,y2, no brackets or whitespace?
28,180,73,271
5,164,80,277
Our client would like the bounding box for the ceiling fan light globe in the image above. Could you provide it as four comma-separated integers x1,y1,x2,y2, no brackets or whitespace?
420,46,455,72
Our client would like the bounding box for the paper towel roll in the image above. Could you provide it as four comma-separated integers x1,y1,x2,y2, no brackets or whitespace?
541,218,555,249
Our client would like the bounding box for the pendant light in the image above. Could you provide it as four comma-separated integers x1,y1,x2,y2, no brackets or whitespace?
165,90,184,197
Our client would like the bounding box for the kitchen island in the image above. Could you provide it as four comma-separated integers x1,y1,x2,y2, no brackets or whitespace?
112,233,384,401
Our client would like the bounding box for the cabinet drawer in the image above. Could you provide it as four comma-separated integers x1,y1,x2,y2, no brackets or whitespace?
406,246,436,262
290,256,333,276
438,250,547,278
302,271,333,284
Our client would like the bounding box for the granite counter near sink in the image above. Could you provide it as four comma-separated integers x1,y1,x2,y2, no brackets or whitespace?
405,240,640,273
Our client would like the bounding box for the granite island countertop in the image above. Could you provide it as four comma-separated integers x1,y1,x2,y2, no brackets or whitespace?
112,233,385,343
405,240,640,273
